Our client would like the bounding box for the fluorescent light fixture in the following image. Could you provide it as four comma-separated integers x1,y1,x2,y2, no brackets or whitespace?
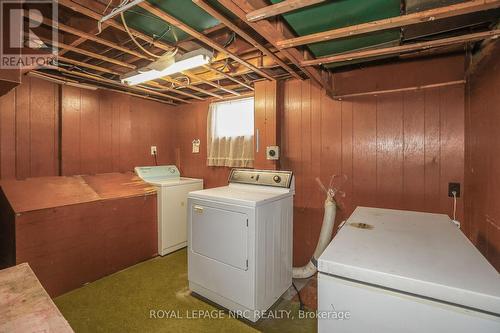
121,49,212,86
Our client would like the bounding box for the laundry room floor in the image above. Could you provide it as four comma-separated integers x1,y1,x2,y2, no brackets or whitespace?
54,249,316,333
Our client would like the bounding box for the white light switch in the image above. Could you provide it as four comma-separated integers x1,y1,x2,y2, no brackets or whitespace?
151,146,157,156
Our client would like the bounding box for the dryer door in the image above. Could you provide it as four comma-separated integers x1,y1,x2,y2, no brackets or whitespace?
191,205,248,270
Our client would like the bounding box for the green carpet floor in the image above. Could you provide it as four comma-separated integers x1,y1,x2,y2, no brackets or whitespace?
54,249,316,333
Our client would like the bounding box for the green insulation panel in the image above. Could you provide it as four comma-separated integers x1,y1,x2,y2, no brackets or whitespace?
271,0,403,68
122,0,225,45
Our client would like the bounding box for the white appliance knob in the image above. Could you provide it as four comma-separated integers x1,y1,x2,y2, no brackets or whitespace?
273,175,281,183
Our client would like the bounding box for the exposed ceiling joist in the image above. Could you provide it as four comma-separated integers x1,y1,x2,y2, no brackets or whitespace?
43,17,154,61
278,0,500,48
144,82,206,101
53,57,192,104
333,80,466,99
33,70,180,105
302,29,500,66
49,65,179,105
245,0,326,22
43,38,136,70
203,65,254,91
57,56,121,75
182,71,241,96
161,77,224,99
217,0,334,96
192,0,301,80
57,0,253,98
139,81,205,102
137,1,275,81
58,0,174,52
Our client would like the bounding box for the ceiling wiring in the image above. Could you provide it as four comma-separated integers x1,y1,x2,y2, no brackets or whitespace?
120,12,162,58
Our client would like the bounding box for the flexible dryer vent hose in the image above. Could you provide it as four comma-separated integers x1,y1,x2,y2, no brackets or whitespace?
292,196,337,279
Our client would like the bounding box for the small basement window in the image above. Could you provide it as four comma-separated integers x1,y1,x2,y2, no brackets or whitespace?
207,97,254,168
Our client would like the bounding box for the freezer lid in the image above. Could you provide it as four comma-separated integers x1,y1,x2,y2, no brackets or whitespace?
318,207,500,315
146,177,203,187
134,165,180,181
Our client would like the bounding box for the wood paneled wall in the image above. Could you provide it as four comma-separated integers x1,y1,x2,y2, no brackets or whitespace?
0,78,177,180
175,101,230,189
61,86,176,175
465,42,500,271
333,54,466,96
1,55,484,269
283,78,465,266
0,77,59,179
254,80,281,170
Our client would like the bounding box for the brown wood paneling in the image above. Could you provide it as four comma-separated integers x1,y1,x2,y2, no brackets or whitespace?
61,86,81,176
282,56,466,266
402,91,425,211
376,94,403,209
254,80,280,170
0,89,16,179
30,78,59,177
117,95,132,172
0,69,21,97
15,79,30,179
80,89,100,175
423,89,441,215
440,85,465,222
98,91,114,173
174,101,230,189
0,79,177,180
60,87,177,176
0,77,59,180
465,42,500,271
352,97,378,209
334,54,465,96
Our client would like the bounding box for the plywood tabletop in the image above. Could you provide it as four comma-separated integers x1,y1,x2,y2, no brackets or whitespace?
0,263,73,333
0,176,100,213
0,172,156,213
82,172,156,200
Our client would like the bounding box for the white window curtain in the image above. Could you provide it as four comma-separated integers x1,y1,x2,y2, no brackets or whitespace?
207,98,254,168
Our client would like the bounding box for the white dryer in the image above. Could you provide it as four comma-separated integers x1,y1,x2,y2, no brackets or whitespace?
135,165,203,256
187,169,294,322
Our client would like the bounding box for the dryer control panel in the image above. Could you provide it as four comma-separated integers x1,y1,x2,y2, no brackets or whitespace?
229,169,293,188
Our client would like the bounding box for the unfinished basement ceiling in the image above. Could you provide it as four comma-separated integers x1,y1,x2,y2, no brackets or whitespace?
30,0,499,105
271,0,498,69
271,0,402,68
122,0,221,45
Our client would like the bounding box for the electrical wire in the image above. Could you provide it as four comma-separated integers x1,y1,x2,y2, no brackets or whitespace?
102,0,113,14
153,151,158,166
120,12,161,59
223,32,236,48
292,282,304,311
452,191,457,221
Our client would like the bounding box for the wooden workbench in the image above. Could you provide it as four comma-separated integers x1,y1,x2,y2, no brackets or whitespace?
0,172,157,297
0,263,73,332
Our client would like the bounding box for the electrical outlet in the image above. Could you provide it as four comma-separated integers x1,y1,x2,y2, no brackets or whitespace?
448,182,460,198
150,146,157,156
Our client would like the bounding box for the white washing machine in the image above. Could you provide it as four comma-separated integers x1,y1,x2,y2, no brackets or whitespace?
187,169,294,322
135,165,203,256
317,207,500,333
